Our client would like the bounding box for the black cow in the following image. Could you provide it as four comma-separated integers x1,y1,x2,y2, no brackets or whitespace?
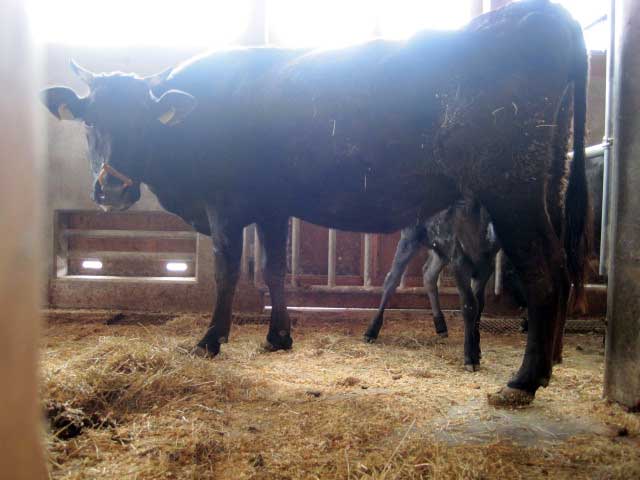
364,201,499,372
40,0,589,406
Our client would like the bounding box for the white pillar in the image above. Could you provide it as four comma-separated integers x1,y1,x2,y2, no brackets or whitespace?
253,224,263,285
291,217,301,286
363,233,372,286
327,229,337,287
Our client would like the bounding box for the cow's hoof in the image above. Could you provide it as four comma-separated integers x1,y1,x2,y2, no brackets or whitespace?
190,344,220,358
363,335,377,344
465,363,480,372
437,331,449,338
261,341,293,353
263,331,293,352
487,386,534,407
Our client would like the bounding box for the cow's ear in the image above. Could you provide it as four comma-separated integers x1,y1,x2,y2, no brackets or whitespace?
39,87,86,121
152,90,197,126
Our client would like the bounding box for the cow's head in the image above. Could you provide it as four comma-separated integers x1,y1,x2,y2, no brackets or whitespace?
40,61,197,211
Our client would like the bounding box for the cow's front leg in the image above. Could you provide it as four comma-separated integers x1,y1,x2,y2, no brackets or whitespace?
257,218,293,351
194,210,243,357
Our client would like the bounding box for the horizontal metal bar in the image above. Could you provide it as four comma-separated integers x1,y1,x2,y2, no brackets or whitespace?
63,229,197,239
56,275,197,284
567,141,611,160
584,13,607,31
67,251,196,261
302,285,460,295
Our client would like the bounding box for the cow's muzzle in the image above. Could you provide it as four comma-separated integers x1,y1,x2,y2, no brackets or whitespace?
92,162,139,210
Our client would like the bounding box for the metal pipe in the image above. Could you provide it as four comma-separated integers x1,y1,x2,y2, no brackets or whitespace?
327,229,337,287
584,14,608,31
291,217,300,286
494,249,504,296
567,142,607,160
363,233,372,286
600,0,616,276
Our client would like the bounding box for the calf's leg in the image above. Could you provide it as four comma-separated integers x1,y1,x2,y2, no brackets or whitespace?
364,226,422,342
422,250,449,336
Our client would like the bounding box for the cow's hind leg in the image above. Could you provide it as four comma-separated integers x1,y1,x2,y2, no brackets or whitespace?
364,226,423,342
483,198,569,406
422,250,449,337
194,211,244,357
258,218,293,351
451,244,481,371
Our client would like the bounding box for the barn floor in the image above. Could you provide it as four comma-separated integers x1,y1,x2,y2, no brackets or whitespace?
42,310,639,479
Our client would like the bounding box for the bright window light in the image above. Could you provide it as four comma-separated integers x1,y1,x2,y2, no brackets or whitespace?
271,0,377,48
545,1,608,51
271,0,472,48
82,260,103,270
378,0,471,39
27,0,251,47
166,262,188,273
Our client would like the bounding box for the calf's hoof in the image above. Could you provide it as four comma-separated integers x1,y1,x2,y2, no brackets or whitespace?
264,330,293,352
487,386,534,407
437,331,449,338
363,334,377,344
464,363,480,372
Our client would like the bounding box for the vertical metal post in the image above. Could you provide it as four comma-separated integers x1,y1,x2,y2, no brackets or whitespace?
363,233,372,287
494,249,504,296
600,0,616,276
291,217,300,286
241,227,250,278
253,224,263,286
604,0,640,409
327,229,337,287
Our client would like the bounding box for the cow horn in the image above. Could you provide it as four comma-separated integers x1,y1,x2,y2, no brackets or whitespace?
70,59,95,85
143,67,173,88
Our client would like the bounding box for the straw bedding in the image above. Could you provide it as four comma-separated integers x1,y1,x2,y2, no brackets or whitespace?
42,310,639,479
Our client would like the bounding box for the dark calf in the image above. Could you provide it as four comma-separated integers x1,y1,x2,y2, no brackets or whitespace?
364,201,498,371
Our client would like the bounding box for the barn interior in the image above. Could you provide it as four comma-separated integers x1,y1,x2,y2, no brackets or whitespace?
2,0,639,478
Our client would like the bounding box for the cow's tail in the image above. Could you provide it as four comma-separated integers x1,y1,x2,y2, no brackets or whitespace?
564,20,591,311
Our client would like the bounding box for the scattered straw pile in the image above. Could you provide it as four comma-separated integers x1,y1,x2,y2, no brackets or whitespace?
42,310,639,479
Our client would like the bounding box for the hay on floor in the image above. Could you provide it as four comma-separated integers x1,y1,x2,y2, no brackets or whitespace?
42,310,639,479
